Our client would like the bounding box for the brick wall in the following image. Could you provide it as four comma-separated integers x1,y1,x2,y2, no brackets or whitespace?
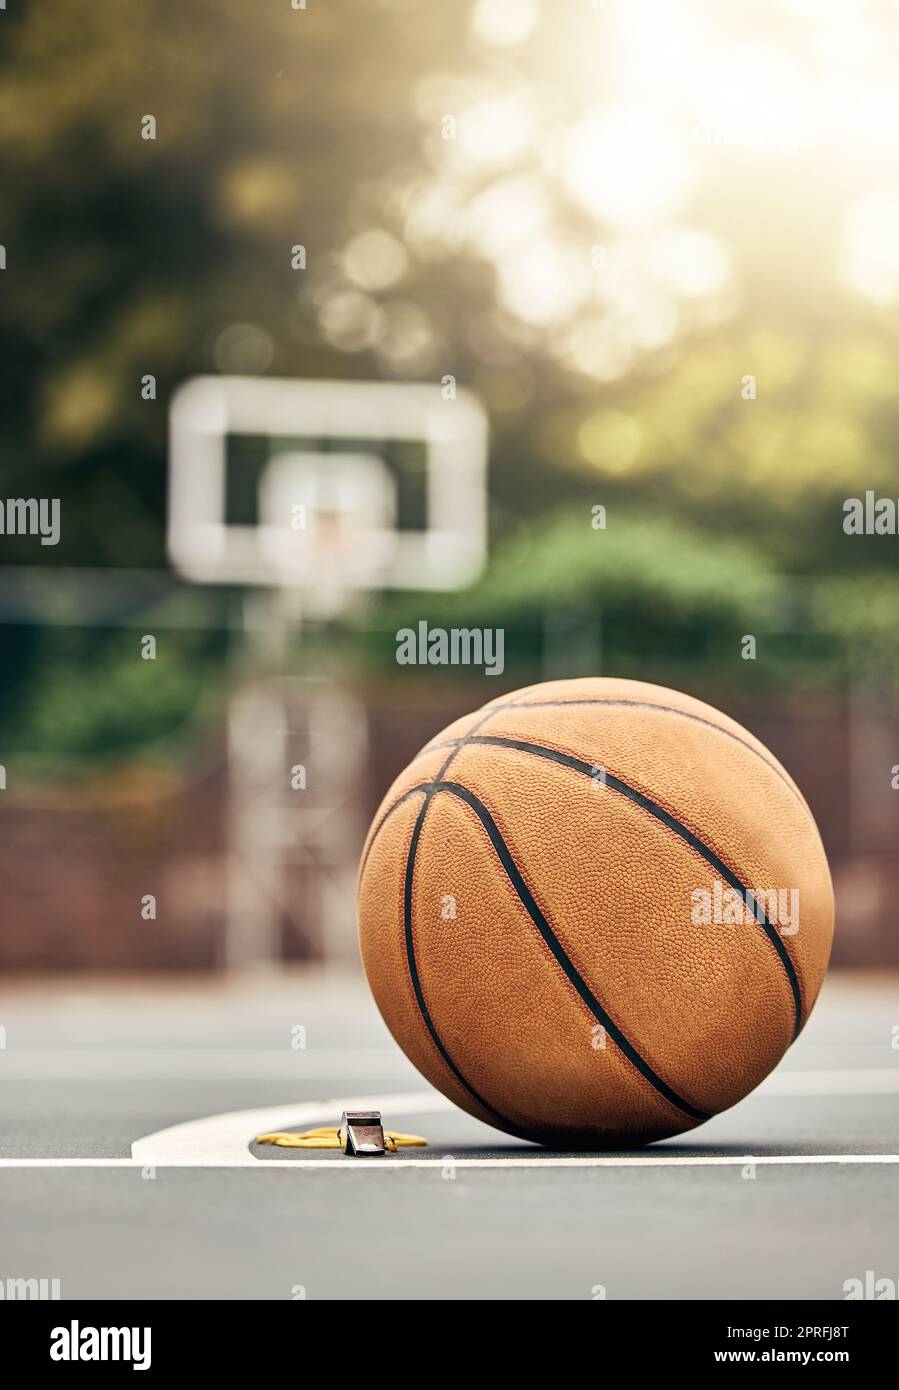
0,688,895,969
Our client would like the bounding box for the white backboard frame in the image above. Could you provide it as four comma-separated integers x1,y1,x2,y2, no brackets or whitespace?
167,376,489,594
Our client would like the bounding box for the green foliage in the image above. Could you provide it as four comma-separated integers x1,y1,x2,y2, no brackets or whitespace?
0,614,229,775
2,1,899,765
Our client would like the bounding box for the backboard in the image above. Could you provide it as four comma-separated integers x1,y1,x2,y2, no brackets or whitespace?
167,376,489,610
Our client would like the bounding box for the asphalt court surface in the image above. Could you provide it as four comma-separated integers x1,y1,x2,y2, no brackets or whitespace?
0,971,896,1298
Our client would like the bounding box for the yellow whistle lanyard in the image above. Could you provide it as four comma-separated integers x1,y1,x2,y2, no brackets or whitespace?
256,1127,427,1152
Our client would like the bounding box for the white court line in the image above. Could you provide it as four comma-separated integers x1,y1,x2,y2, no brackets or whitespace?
130,1090,453,1166
0,1156,898,1169
0,1084,896,1170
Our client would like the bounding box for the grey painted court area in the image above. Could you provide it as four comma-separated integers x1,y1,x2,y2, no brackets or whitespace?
0,971,896,1299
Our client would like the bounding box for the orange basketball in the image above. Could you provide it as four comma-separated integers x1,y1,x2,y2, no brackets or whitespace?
357,677,834,1148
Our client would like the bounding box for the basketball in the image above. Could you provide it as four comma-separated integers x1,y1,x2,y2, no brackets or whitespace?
357,677,835,1148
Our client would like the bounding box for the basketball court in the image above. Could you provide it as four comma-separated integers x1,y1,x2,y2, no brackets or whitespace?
0,968,896,1300
6,3,899,1336
1,376,895,1305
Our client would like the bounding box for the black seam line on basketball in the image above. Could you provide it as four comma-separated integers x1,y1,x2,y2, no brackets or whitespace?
365,699,527,1130
357,784,431,884
358,782,500,1117
365,754,573,1131
504,699,809,811
435,781,710,1123
422,698,807,813
361,700,520,890
450,735,804,1039
403,790,511,1125
431,699,516,784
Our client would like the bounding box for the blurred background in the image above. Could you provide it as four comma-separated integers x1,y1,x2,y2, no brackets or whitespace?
2,0,899,978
